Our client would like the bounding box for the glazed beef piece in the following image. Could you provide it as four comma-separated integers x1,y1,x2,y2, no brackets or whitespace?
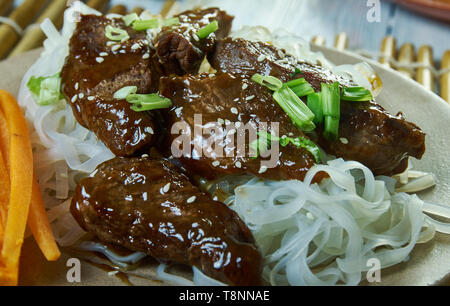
61,14,161,157
71,157,262,286
159,73,322,182
154,7,233,75
209,38,426,175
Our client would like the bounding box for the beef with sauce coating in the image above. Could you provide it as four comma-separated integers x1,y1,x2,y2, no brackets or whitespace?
61,14,162,157
71,157,263,286
209,37,426,176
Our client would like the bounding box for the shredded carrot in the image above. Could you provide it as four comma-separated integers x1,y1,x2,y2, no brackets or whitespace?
0,152,9,250
0,90,34,285
27,177,61,261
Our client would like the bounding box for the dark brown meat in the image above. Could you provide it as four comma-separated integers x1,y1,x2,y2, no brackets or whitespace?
154,7,233,75
159,73,324,182
61,14,161,157
71,157,262,286
209,38,426,175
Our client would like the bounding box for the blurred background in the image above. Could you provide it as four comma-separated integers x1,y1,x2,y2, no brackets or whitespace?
0,0,449,102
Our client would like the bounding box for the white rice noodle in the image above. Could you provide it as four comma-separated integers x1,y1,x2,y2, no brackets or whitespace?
227,158,450,286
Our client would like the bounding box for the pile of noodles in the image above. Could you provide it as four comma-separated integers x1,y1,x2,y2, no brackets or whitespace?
17,2,450,286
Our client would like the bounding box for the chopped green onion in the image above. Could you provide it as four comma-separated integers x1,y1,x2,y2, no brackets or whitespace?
307,93,323,124
122,13,139,27
113,86,137,100
251,73,283,91
256,131,322,163
27,73,63,106
132,19,159,31
285,78,315,97
341,86,373,101
290,67,302,78
249,132,271,159
126,93,172,112
273,85,316,132
321,82,341,118
105,25,129,42
162,17,180,27
196,20,219,39
323,116,339,141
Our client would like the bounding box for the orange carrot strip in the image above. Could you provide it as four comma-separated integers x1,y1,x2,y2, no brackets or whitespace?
27,177,60,261
0,152,9,250
0,109,9,171
0,90,33,286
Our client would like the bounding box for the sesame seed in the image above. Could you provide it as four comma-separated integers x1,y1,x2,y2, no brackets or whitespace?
217,118,224,125
340,137,349,144
187,196,196,203
106,41,116,47
87,96,95,101
228,129,236,135
120,50,126,54
142,53,150,59
212,161,220,167
175,107,183,117
235,161,242,168
111,45,121,52
230,107,238,115
163,183,171,193
107,270,119,277
235,122,242,128
71,95,77,103
78,93,85,99
96,57,104,63
258,166,268,174
141,154,149,158
99,52,109,57
192,34,199,41
242,83,248,90
257,54,266,62
224,119,231,125
131,43,140,50
145,127,154,134
213,196,218,201
74,82,79,90
245,95,255,101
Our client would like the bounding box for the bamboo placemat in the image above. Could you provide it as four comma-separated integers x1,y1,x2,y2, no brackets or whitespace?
0,0,448,104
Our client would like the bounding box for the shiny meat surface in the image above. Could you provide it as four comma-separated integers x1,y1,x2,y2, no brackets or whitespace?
61,15,160,156
154,7,233,75
159,73,322,182
71,157,262,286
209,38,426,175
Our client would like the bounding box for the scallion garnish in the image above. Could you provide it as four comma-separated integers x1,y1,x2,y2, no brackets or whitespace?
27,73,63,106
126,93,172,112
196,20,219,39
285,78,315,97
251,73,283,91
341,86,373,101
162,17,180,27
105,25,129,42
122,13,139,27
321,82,341,140
307,93,323,124
132,19,159,31
290,67,302,78
273,85,316,132
113,86,137,100
254,131,322,163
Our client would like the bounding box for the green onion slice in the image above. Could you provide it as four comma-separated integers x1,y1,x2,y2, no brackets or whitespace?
105,25,129,42
196,20,219,39
113,86,138,100
256,131,322,163
341,86,373,101
321,82,341,118
323,116,339,141
126,93,172,112
273,85,316,132
27,73,63,106
251,73,283,91
122,13,139,26
162,17,180,27
307,93,323,124
132,19,159,31
285,78,315,97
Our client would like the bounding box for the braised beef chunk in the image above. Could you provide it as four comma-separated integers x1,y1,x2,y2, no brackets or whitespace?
71,157,262,286
61,14,161,156
159,73,322,182
154,8,233,75
209,38,426,175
